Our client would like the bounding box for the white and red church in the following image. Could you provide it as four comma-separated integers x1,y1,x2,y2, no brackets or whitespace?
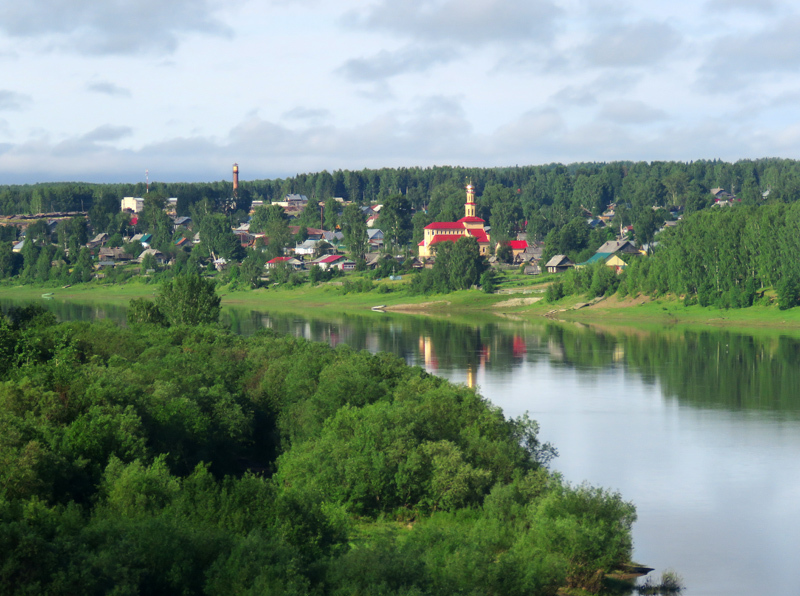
418,183,491,259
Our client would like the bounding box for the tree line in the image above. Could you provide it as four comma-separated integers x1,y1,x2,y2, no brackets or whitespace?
548,201,800,309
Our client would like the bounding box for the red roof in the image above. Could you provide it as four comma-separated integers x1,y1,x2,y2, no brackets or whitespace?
507,240,528,250
466,229,490,243
428,234,462,245
424,221,464,230
456,216,485,224
267,256,292,264
317,254,344,263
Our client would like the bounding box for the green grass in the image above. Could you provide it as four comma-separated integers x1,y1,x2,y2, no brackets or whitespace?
5,273,800,332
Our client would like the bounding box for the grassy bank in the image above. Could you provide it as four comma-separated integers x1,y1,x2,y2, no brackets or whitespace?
4,277,800,332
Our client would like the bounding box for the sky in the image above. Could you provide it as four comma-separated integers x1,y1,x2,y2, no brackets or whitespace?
2,0,800,184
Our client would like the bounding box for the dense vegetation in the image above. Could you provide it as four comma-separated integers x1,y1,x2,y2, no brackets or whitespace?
0,295,639,595
547,201,800,309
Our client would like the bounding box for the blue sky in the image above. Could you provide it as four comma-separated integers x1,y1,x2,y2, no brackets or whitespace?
1,0,799,183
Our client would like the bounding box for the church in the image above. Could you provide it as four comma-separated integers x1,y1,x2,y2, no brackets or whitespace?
418,183,491,259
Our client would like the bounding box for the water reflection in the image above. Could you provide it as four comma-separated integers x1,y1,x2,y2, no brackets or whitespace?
225,307,800,416
4,297,800,416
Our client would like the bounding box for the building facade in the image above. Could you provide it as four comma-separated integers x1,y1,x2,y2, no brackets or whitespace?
418,184,491,258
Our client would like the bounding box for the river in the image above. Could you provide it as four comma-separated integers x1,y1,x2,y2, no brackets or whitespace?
4,297,800,596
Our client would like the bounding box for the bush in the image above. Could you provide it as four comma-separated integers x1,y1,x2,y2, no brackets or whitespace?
546,281,565,302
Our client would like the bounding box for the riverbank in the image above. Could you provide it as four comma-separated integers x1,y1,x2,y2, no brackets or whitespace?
4,278,800,332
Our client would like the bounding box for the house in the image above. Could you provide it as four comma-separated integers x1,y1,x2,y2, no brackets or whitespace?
87,232,109,248
578,252,628,273
595,240,639,256
505,240,529,259
121,197,145,213
518,245,543,263
137,248,167,265
12,239,25,253
418,183,491,258
173,216,192,229
130,233,152,246
364,252,383,269
312,254,346,271
294,239,320,256
99,247,132,261
266,256,304,270
523,264,541,275
545,255,574,273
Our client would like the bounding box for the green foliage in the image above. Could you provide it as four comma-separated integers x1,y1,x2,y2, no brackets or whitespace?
410,237,488,295
155,273,221,326
341,278,374,294
0,313,638,596
480,269,497,293
127,297,169,327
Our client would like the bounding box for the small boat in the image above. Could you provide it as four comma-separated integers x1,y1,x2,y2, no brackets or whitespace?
371,305,387,311
41,293,54,299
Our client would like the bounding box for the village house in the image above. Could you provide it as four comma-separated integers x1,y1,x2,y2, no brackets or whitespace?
265,256,304,270
545,254,574,273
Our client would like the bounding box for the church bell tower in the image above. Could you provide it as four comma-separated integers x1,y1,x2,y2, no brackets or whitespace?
465,183,476,218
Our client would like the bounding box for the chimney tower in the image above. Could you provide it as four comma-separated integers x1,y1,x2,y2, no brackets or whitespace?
232,163,239,199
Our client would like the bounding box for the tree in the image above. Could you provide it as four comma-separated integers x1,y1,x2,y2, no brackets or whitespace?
155,273,221,325
496,243,513,264
127,298,169,326
447,237,486,290
378,195,412,248
200,214,241,261
240,249,267,288
341,204,368,261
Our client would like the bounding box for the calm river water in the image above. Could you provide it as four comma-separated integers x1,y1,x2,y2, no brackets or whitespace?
4,298,800,596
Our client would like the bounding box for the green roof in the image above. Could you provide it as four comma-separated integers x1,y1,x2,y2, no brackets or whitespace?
580,252,613,266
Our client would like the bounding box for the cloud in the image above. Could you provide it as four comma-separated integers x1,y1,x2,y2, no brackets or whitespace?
550,75,638,107
282,107,332,122
705,0,777,12
597,100,669,124
698,17,800,90
0,90,32,111
581,20,682,68
343,0,562,46
338,45,460,82
81,125,134,143
87,81,132,98
0,0,230,55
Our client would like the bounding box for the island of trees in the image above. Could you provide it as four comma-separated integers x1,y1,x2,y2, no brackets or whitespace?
0,279,641,595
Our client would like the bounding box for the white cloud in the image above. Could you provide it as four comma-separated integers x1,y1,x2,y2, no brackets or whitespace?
698,17,800,90
343,0,562,46
86,82,132,98
597,100,669,124
337,45,460,82
0,90,32,111
0,0,230,55
705,0,777,12
581,20,683,68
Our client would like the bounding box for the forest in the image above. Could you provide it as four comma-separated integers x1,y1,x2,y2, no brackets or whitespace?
0,278,640,596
